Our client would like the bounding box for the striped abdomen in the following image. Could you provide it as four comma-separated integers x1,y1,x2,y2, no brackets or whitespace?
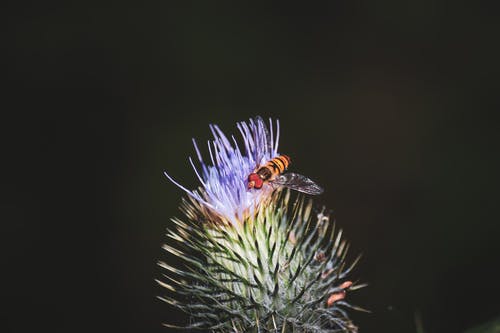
256,155,291,181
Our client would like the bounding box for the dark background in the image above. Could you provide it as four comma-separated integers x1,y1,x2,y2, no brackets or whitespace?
4,1,499,332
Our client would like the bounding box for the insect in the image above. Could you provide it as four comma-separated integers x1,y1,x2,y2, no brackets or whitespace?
247,117,323,195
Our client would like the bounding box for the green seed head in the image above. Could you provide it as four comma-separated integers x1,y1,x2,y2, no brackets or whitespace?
159,191,364,332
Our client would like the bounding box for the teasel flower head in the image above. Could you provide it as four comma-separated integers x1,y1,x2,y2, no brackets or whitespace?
159,117,367,332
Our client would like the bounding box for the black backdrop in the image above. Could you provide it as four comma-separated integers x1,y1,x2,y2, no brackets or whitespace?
4,2,499,333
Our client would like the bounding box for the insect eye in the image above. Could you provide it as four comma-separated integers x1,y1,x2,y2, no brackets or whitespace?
248,173,260,182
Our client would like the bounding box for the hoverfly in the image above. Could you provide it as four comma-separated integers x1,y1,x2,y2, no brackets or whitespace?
246,117,323,195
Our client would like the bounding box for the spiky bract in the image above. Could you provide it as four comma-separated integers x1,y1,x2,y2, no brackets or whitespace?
158,190,363,332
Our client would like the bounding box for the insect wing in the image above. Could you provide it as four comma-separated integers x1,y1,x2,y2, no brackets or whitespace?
272,173,324,195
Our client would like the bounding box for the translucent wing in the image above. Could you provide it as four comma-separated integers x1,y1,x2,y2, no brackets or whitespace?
272,173,324,195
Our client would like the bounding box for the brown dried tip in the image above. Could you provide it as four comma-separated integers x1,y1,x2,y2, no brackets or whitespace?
326,281,353,307
315,251,326,262
327,291,346,307
321,268,334,279
338,281,353,290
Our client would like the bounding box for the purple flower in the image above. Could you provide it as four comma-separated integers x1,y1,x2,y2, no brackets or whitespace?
164,117,280,225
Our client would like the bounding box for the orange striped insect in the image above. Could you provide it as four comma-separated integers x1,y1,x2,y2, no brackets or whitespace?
247,154,323,195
